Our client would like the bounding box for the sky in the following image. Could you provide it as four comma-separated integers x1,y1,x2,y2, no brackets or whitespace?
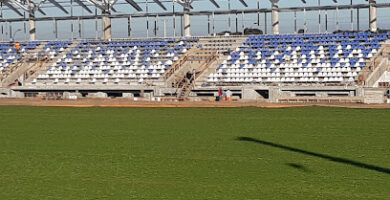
1,0,390,41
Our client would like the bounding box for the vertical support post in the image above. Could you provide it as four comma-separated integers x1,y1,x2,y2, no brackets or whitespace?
163,19,166,38
336,6,339,31
325,10,328,33
6,22,8,39
0,3,3,41
8,22,10,39
357,8,360,32
128,16,132,38
95,7,98,39
241,11,245,35
304,7,307,33
155,15,158,37
78,17,82,39
294,11,297,34
207,15,210,35
24,12,27,41
146,17,149,38
29,1,36,41
146,0,149,38
24,20,27,41
369,0,377,32
54,19,58,40
212,11,215,36
235,13,238,33
173,1,176,37
271,1,279,34
264,12,267,34
350,0,354,31
257,0,260,27
228,0,231,32
9,24,12,40
71,0,74,40
318,0,321,33
180,15,183,37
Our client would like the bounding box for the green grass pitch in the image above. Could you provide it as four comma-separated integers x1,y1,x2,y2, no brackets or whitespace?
0,106,389,199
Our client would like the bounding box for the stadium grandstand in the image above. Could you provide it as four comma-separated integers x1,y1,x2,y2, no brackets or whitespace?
1,0,390,104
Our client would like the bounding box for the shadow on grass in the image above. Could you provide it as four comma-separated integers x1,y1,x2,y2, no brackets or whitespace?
236,136,390,175
286,163,311,172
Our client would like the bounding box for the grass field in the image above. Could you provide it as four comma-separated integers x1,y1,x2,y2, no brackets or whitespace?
0,106,389,199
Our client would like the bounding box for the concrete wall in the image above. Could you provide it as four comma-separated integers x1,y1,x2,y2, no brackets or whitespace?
122,93,134,99
363,88,385,104
242,89,260,100
0,88,11,98
63,92,82,100
87,92,108,98
356,87,364,97
159,88,179,97
374,71,390,87
7,83,379,103
269,87,280,103
366,58,389,87
9,90,25,98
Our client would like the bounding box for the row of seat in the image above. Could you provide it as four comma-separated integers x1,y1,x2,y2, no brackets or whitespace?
32,38,196,85
207,32,388,85
208,77,353,83
0,41,41,74
33,77,155,85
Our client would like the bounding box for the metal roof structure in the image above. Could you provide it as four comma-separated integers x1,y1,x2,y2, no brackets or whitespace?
0,0,386,40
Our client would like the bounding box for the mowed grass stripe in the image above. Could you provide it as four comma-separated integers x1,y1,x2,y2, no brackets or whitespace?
0,106,389,199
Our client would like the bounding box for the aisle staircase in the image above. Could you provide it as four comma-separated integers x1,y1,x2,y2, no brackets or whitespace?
164,49,194,86
194,38,246,86
165,49,218,100
358,40,390,87
1,42,47,87
24,41,80,84
177,75,194,100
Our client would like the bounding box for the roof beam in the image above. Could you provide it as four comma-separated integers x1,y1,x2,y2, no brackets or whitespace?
124,0,143,12
8,0,29,11
176,0,194,9
47,0,69,14
109,0,119,12
238,0,248,7
209,0,220,8
3,2,24,16
3,2,390,23
85,0,106,11
74,0,93,14
152,0,167,11
37,8,46,15
111,7,118,12
31,0,48,15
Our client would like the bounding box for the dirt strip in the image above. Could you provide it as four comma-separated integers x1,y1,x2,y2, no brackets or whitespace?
0,98,390,108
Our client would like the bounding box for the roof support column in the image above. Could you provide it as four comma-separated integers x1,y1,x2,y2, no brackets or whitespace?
271,0,279,34
183,6,191,37
29,1,36,41
369,0,377,32
102,9,112,40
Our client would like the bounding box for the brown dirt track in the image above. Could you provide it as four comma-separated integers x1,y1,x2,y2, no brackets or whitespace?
1,98,390,109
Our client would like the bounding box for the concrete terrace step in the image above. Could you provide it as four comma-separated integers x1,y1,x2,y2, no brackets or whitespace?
0,42,48,87
24,41,81,84
358,39,390,87
195,37,246,86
